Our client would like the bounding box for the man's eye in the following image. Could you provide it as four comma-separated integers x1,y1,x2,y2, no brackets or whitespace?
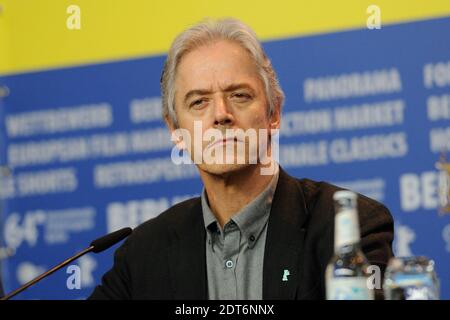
190,99,206,108
231,92,252,101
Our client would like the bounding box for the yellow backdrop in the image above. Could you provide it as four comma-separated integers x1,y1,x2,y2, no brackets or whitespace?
1,0,450,75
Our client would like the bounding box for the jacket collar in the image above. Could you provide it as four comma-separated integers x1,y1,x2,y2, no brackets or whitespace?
167,199,208,299
263,167,310,299
167,166,309,300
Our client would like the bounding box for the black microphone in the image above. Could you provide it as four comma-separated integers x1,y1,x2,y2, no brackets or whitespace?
1,227,132,300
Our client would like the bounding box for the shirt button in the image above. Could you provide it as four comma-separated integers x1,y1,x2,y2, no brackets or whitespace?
249,235,255,242
225,260,234,268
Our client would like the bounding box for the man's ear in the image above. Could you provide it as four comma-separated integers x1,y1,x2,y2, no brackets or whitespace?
164,115,186,150
269,103,281,131
164,114,176,133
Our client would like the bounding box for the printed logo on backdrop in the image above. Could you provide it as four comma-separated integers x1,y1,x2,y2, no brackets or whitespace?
4,208,96,250
399,170,443,212
426,60,450,214
399,164,450,214
398,58,450,215
394,222,416,257
14,255,97,290
436,152,450,215
106,194,198,232
443,224,450,253
16,262,46,285
280,68,407,169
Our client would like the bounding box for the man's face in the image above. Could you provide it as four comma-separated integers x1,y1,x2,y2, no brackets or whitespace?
170,40,280,176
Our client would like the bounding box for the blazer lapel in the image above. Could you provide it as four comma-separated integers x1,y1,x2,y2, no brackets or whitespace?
167,199,207,299
165,168,309,300
263,168,310,299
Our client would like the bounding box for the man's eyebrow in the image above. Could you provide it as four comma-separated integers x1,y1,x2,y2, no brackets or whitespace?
183,89,213,104
183,83,255,103
222,83,255,93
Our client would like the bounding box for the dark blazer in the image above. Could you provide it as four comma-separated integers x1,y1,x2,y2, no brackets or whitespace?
89,167,394,300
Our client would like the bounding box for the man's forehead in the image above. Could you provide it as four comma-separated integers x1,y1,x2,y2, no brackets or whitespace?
173,40,262,95
177,41,255,73
184,39,248,59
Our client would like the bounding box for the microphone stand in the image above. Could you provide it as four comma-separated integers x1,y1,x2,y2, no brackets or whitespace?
1,246,94,300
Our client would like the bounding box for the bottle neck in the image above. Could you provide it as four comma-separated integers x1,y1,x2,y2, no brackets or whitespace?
334,208,361,252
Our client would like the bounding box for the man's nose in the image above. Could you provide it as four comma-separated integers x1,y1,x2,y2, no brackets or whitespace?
213,97,233,127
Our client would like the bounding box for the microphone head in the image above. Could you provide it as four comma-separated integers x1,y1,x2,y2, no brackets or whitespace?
90,227,132,253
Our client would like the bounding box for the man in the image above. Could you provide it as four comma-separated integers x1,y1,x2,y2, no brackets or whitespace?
89,18,394,300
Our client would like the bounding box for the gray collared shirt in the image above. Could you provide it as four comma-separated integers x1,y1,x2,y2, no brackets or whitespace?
201,164,279,300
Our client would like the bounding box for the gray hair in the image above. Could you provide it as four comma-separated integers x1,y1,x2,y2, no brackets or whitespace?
160,18,285,127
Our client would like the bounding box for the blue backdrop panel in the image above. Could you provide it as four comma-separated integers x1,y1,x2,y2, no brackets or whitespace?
0,16,449,299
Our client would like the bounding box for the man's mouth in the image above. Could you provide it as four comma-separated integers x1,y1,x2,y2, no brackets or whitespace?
206,137,243,150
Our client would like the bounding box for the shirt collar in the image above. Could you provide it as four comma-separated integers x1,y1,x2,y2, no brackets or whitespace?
201,163,280,248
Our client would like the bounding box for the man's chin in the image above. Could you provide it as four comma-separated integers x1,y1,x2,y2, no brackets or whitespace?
196,162,253,177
